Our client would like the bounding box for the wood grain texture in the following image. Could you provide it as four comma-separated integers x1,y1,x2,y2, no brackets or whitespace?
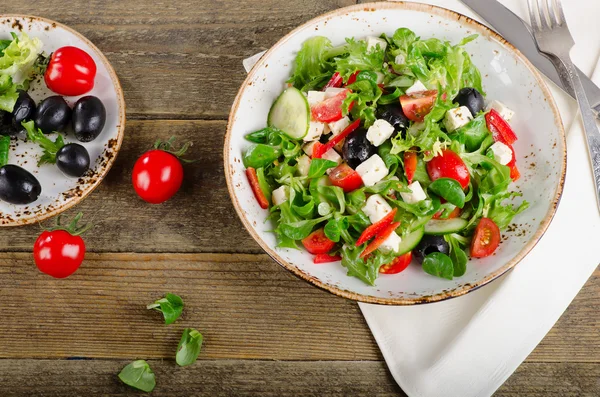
2,0,355,119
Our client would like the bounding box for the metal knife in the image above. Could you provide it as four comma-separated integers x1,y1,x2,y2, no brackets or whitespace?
460,0,600,118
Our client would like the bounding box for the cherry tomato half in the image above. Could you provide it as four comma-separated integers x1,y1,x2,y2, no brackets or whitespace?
328,163,363,192
379,252,412,274
470,218,501,258
311,89,352,123
302,228,336,255
426,149,470,189
314,254,342,264
399,90,438,122
34,230,86,278
432,206,461,220
44,46,97,96
403,151,417,184
132,149,184,204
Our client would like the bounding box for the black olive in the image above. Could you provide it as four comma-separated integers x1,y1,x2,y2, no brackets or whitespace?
12,90,36,129
34,96,72,134
414,235,450,264
377,104,409,135
56,143,90,177
453,87,484,117
72,96,106,142
0,110,17,136
342,127,377,169
0,165,41,204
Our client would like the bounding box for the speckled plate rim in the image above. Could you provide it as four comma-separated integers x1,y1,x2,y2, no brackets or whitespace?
224,1,567,305
0,14,126,227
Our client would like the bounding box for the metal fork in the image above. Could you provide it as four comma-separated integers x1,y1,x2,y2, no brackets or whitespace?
528,0,600,212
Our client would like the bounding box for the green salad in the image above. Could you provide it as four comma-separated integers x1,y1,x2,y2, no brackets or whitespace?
242,27,528,285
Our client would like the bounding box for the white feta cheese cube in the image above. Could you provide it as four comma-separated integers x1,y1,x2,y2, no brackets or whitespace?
366,36,387,52
400,181,427,204
303,141,318,156
272,186,289,206
405,80,428,95
378,232,402,254
489,141,513,165
374,71,385,84
303,121,327,142
362,194,393,223
486,100,515,122
324,87,346,98
328,116,350,136
356,154,388,187
366,119,395,147
307,90,326,107
394,54,406,65
444,106,474,132
321,148,342,169
296,155,311,176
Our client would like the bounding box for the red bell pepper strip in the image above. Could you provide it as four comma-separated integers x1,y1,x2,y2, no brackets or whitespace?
323,72,343,89
355,208,397,247
314,254,342,264
486,109,517,145
403,151,417,184
312,118,361,159
345,71,360,86
360,222,401,259
245,167,269,209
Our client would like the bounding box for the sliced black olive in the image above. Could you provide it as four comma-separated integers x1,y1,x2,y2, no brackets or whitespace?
377,104,409,135
56,143,90,177
34,96,72,134
453,87,484,117
12,90,36,129
72,96,106,142
414,235,450,264
0,164,41,204
342,127,377,169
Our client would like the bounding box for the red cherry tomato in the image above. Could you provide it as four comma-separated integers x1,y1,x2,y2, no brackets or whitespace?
470,218,501,258
403,151,417,184
44,46,97,96
133,149,184,204
246,167,269,209
379,252,412,274
314,254,342,264
400,90,438,122
34,229,87,279
311,89,353,123
426,149,470,189
328,163,363,192
302,228,336,255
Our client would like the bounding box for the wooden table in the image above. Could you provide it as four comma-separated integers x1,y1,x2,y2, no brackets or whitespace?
0,1,598,395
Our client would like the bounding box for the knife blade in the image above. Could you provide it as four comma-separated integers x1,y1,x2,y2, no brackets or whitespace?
460,0,600,118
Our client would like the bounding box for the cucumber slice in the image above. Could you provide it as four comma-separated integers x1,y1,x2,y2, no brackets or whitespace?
267,87,310,139
424,218,468,235
410,216,431,232
396,228,425,255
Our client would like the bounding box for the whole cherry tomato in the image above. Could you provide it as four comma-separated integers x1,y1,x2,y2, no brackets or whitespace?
426,149,470,189
132,137,191,204
45,46,97,96
33,212,90,279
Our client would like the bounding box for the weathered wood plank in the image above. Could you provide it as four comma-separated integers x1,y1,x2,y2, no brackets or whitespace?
2,0,356,119
0,253,598,364
0,359,405,397
0,253,382,361
0,120,262,254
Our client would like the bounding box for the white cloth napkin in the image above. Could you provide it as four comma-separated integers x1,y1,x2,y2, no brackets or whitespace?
243,1,600,395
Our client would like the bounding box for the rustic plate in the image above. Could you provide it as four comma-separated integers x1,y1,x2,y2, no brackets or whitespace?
0,15,125,226
224,2,566,304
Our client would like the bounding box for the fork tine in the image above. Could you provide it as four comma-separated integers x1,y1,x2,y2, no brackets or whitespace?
553,0,566,25
538,0,551,30
527,0,542,31
546,0,559,27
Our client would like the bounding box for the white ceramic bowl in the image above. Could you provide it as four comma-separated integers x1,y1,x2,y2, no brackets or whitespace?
225,2,566,304
0,15,125,226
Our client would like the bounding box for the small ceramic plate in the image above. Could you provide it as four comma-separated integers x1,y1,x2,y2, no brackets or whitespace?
0,15,125,226
225,2,566,304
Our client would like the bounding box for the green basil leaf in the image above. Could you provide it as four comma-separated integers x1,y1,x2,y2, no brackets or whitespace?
445,234,468,277
243,143,281,169
308,158,337,179
176,328,203,367
147,293,184,325
428,177,465,208
118,360,156,393
324,217,349,243
422,252,454,280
